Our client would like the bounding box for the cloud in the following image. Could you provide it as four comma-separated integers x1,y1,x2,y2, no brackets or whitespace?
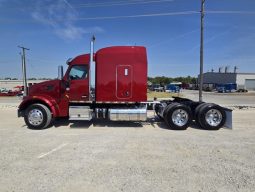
31,0,103,40
55,25,103,40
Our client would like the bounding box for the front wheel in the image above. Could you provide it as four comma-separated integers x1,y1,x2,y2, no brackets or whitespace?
24,104,52,129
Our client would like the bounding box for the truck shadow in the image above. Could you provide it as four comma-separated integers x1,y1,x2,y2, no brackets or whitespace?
53,118,143,129
188,122,221,131
92,119,143,128
52,117,220,131
147,117,220,131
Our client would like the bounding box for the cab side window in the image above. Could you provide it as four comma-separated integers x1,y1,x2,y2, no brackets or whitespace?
69,65,88,80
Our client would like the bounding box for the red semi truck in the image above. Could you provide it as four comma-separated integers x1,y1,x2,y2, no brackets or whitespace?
18,38,231,130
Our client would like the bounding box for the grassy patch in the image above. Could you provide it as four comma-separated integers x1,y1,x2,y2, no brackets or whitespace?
147,90,181,100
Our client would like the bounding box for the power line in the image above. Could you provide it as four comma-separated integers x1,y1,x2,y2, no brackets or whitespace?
76,11,199,20
0,10,255,23
0,11,199,23
1,0,174,10
74,0,174,8
70,10,255,21
206,10,255,15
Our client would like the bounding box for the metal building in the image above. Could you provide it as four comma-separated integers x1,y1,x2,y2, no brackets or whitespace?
198,72,255,90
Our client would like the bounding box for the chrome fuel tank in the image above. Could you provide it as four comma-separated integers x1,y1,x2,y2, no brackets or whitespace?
108,106,147,121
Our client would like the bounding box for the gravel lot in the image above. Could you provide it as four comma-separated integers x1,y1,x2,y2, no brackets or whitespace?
181,90,255,106
0,96,255,192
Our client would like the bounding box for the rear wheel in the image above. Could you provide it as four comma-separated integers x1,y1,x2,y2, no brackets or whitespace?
195,102,207,123
164,103,192,130
197,103,226,130
24,104,52,129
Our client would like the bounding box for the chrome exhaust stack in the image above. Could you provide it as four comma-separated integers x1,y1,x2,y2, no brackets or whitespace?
89,35,96,101
58,65,64,80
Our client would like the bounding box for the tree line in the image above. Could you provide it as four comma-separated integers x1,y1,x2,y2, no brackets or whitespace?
148,76,197,85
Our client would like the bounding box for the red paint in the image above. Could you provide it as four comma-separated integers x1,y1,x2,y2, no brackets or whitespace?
28,80,62,102
95,46,147,102
116,65,132,99
63,54,90,102
20,80,69,117
66,54,90,66
19,95,59,117
19,46,148,117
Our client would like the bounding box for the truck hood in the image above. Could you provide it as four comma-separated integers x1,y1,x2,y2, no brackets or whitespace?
28,79,62,97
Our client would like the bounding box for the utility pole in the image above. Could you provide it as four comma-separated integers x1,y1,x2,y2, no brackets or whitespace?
18,46,30,97
199,0,205,102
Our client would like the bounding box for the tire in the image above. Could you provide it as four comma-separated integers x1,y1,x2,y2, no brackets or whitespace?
194,102,207,122
163,103,178,119
24,104,52,129
197,103,226,130
164,103,192,130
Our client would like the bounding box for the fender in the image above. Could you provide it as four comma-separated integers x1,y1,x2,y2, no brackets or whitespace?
18,95,60,117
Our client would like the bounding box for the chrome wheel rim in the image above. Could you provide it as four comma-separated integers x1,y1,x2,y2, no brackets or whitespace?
28,109,43,126
172,109,189,126
205,109,222,127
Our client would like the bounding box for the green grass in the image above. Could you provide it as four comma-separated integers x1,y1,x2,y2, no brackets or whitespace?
147,90,182,100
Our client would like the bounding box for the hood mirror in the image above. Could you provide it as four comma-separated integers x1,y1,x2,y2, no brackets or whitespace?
66,58,72,65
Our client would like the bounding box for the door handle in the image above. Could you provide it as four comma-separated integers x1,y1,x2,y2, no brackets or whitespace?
81,95,87,98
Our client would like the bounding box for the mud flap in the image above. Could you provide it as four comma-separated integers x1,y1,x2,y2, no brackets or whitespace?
223,107,232,129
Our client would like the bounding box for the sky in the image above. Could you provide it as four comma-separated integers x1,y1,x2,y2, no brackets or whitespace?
0,0,255,79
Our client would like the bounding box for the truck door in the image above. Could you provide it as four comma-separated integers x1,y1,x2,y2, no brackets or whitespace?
68,65,89,101
116,65,132,99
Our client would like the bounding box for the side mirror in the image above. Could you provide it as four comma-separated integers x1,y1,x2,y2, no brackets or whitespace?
58,65,64,80
65,80,70,88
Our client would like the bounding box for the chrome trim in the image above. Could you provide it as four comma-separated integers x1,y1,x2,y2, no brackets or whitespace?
58,65,64,80
69,106,92,120
28,109,43,126
95,101,137,104
95,108,107,119
171,109,189,127
205,109,222,127
108,106,147,121
89,36,95,101
69,100,93,103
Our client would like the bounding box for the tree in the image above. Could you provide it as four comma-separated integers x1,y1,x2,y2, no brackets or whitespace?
148,76,197,85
